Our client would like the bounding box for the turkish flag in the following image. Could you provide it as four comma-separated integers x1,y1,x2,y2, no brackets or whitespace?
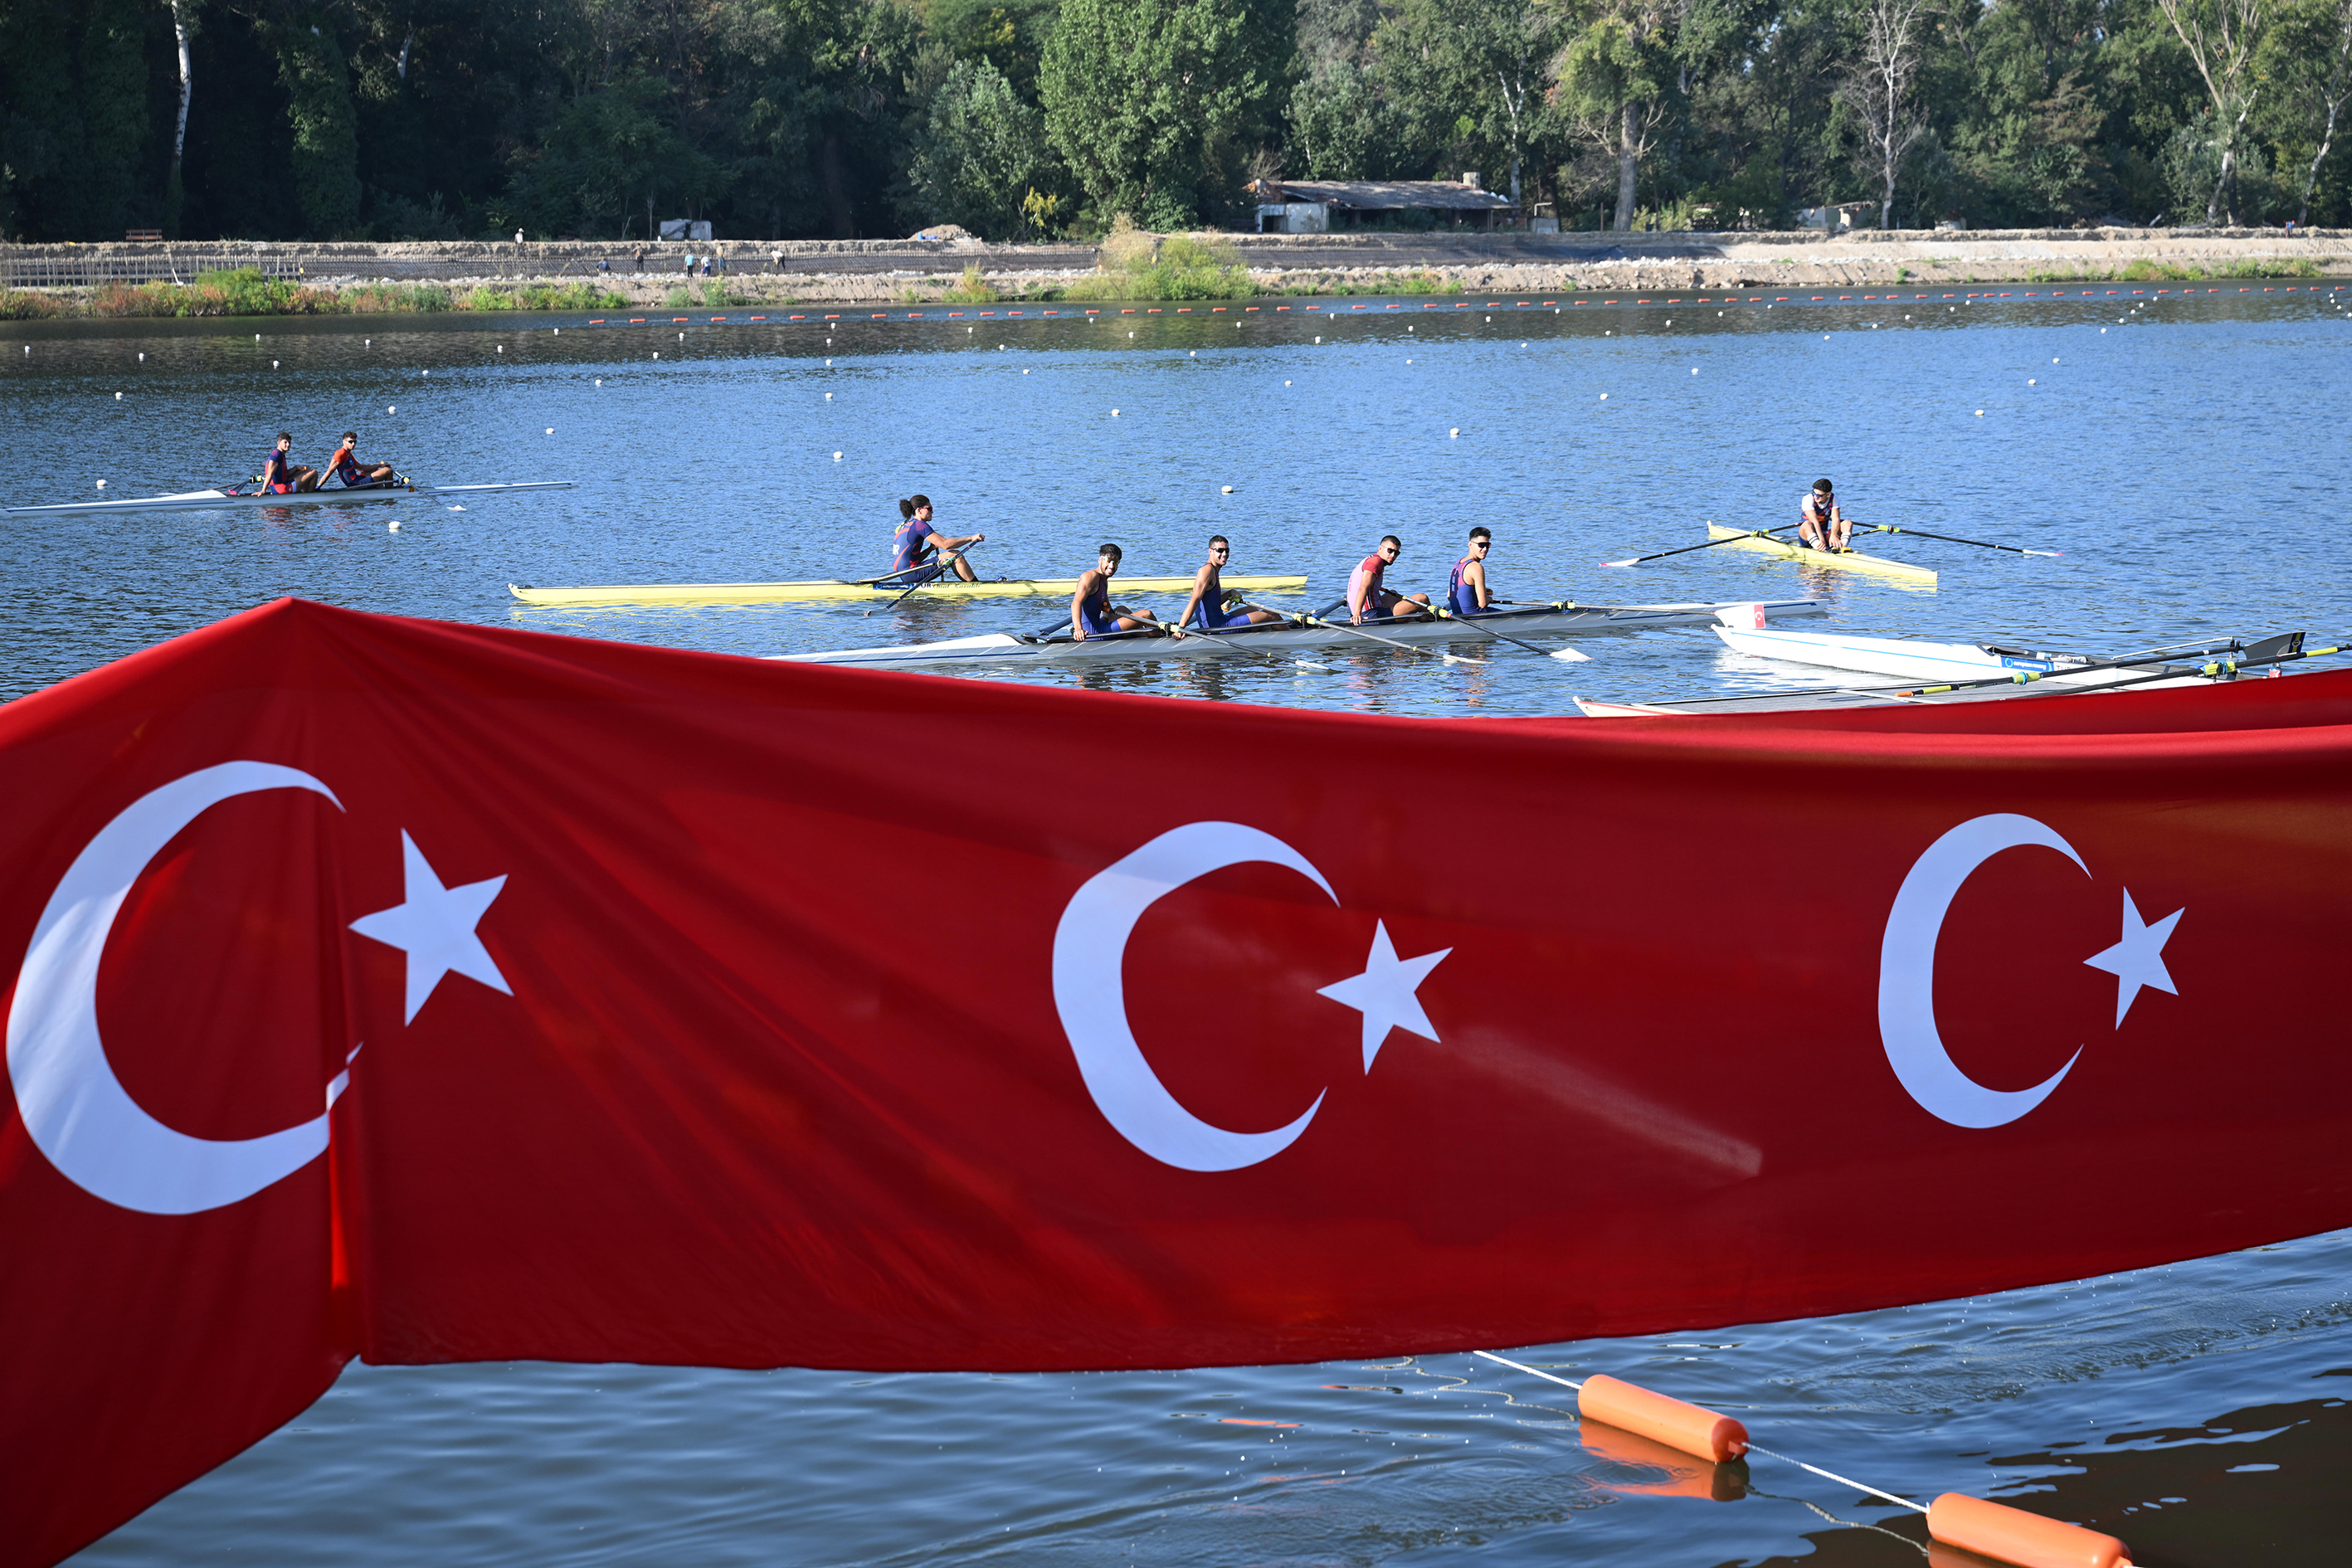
2,600,2348,1566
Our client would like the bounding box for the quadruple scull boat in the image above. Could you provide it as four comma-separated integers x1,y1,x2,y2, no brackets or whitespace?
509,572,1309,608
6,481,577,517
1705,524,1938,587
782,597,1827,670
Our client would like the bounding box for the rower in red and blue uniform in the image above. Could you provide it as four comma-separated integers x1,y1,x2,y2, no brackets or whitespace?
328,430,399,489
1448,527,1497,615
260,432,319,494
1069,543,1159,640
1171,534,1287,638
884,494,984,586
1346,535,1431,624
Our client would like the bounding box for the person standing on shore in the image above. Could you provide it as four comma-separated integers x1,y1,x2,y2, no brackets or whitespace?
633,246,645,273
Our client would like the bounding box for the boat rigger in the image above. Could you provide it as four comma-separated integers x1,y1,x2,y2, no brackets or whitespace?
507,573,1309,609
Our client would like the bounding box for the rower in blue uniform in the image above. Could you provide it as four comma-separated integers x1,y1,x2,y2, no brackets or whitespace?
885,494,985,585
1171,534,1286,639
1448,527,1497,615
1069,543,1159,640
328,431,399,488
260,432,319,494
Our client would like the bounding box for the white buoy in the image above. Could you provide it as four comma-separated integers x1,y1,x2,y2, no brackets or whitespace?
1405,358,1412,364
2028,378,2037,385
1284,380,1292,386
545,426,554,434
1449,427,1459,438
553,329,558,335
1605,330,1611,335
1486,314,1492,321
139,352,145,359
96,480,106,489
497,345,504,353
825,358,831,365
833,450,843,460
115,392,123,399
1600,392,1608,399
1975,409,1984,416
422,368,429,374
272,360,279,368
595,378,602,385
1190,350,1195,357
387,405,395,413
1112,408,1120,416
1314,335,1321,342
255,333,261,340
1221,485,1234,494
825,392,832,400
1521,341,1527,347
1692,368,1698,374
999,343,1006,350
2053,357,2060,363
366,338,371,346
1666,319,1672,325
653,353,659,358
388,520,401,531
1023,368,1030,374
678,332,684,340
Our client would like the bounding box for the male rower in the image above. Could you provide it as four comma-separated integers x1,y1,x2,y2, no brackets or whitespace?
889,494,985,584
1070,543,1160,640
327,431,399,489
260,432,319,494
1346,535,1431,625
1799,478,1852,552
1448,526,1497,614
1171,534,1286,639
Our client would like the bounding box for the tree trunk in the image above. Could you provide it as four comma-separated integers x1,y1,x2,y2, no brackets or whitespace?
1614,100,1639,231
167,0,193,237
2207,144,2237,226
2299,95,2340,225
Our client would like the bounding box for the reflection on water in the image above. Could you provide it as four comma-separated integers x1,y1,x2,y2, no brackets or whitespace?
9,295,2350,1566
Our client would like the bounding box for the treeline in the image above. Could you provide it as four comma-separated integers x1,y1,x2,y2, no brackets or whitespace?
2,0,2347,244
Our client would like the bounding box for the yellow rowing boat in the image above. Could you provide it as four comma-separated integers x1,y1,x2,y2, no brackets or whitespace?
1705,525,1937,588
508,573,1310,609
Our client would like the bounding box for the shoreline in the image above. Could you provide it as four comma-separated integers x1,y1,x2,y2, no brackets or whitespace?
5,227,2345,319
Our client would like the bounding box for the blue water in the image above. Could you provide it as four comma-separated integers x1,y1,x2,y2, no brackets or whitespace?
7,285,2350,1565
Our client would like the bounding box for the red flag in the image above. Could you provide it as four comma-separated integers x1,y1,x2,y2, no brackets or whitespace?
4,599,2347,1565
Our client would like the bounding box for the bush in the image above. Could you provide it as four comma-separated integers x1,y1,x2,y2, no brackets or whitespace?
1065,217,1256,301
0,289,68,319
947,264,1000,303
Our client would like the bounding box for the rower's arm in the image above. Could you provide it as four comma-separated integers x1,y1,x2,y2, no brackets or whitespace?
1346,569,1369,623
1467,560,1490,607
1175,566,1214,631
1070,572,1093,640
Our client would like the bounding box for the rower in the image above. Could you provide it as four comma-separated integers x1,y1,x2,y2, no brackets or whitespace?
1448,526,1497,614
1799,479,1851,552
888,494,984,585
1346,535,1431,625
328,431,398,489
1070,543,1159,640
260,433,319,494
1171,535,1285,639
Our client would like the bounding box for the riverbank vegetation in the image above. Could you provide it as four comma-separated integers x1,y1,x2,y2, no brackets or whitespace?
2,0,2347,251
0,269,630,319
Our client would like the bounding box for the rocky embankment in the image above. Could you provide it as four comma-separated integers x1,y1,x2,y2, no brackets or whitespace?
5,227,2345,308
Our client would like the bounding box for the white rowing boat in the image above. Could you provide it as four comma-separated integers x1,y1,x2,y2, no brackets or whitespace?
509,572,1307,608
1712,626,2121,683
782,597,1827,670
4,481,576,518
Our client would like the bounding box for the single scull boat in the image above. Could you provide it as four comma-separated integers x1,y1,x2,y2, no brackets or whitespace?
1713,626,2127,682
508,573,1309,609
1705,523,1938,587
6,481,576,517
781,597,1826,670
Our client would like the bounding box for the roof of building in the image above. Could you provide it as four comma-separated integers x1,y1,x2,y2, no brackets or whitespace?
1251,179,1517,212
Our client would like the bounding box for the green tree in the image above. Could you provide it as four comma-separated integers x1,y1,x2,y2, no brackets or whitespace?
264,9,362,237
1560,0,1680,228
2257,0,2352,222
1371,0,1566,212
507,77,719,238
2155,0,2270,222
906,57,1058,237
1039,0,1285,230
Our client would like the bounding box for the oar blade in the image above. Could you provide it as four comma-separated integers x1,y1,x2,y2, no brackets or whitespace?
1550,646,1593,662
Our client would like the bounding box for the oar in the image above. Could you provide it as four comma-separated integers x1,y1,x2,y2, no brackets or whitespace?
1239,601,1485,665
1854,523,2062,558
1602,523,1800,568
1439,608,1591,663
864,542,982,615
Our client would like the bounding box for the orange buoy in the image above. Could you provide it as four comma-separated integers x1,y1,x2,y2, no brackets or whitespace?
1927,1493,2131,1568
1580,1417,1746,1502
1576,1374,1749,1463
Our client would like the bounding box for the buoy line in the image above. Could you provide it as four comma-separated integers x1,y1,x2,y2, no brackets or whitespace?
1475,1349,2140,1568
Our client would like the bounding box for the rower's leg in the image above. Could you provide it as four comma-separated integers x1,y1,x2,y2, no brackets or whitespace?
952,554,979,582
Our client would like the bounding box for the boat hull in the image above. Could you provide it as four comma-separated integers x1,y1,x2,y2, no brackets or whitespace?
509,573,1309,608
1706,524,1937,587
785,598,1827,669
5,481,576,517
1713,626,2094,682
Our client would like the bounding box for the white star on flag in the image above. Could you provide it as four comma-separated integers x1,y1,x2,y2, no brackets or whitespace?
349,830,513,1023
1317,921,1452,1070
2082,889,2182,1027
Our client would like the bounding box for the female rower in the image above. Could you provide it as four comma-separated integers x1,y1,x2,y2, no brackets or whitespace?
1171,535,1285,639
889,494,984,584
1070,543,1159,640
1448,527,1496,614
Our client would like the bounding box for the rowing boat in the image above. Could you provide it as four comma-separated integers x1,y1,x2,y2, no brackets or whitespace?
507,573,1309,608
1713,626,2116,682
5,481,577,518
1705,524,1937,587
782,597,1827,670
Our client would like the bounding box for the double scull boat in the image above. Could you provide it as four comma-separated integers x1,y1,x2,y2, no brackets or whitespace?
509,572,1309,609
782,597,1826,670
5,481,577,517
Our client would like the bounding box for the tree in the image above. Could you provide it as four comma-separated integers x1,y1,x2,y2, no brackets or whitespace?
1039,0,1283,230
1840,0,1931,229
906,57,1057,237
2259,0,2352,223
2155,0,2267,223
166,0,198,235
1560,0,1677,229
261,8,363,237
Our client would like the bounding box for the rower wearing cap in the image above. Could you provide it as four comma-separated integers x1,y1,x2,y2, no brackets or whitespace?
1070,543,1160,640
1171,535,1286,639
1347,535,1432,624
260,433,319,494
888,494,985,584
1799,479,1851,552
1448,526,1497,614
328,431,399,489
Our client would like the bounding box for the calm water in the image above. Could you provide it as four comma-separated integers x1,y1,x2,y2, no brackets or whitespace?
7,288,2350,1566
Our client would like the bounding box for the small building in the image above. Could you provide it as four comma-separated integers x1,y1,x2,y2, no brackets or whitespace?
1798,202,1879,231
1248,177,1520,233
660,219,713,241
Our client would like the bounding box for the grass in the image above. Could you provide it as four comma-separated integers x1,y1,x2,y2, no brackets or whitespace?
2027,257,2325,283
1280,270,1478,298
9,268,630,319
1063,217,1257,302
945,264,1000,304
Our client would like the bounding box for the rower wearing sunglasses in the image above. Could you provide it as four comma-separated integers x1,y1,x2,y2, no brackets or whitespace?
1799,478,1852,552
1346,535,1433,625
1171,534,1288,639
1448,527,1497,614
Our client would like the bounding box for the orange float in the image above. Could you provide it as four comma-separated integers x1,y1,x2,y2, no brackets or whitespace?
1579,1417,1746,1502
1575,1374,1749,1463
1927,1493,2133,1568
